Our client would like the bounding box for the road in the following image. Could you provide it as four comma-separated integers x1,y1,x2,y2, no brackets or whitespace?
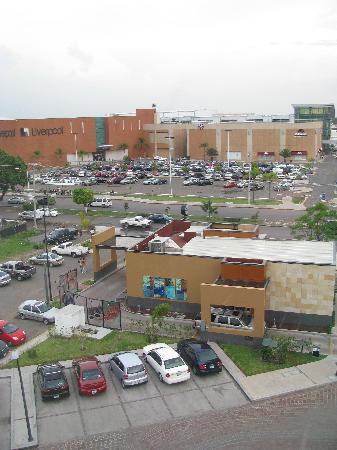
39,382,337,450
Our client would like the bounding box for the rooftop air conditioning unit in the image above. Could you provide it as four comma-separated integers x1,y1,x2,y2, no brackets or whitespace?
149,239,166,253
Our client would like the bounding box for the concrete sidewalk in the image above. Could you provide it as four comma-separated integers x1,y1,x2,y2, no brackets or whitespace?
211,342,337,401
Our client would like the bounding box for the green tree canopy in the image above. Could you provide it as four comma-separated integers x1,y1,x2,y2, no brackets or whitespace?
262,172,278,182
279,148,291,162
0,149,27,200
32,149,42,160
249,162,261,179
291,202,337,241
135,137,149,157
72,187,94,212
55,148,64,159
200,198,218,220
207,147,218,159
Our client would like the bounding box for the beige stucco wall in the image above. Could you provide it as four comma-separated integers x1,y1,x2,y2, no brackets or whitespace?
266,262,335,316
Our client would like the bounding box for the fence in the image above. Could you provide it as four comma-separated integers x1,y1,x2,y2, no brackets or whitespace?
74,293,122,330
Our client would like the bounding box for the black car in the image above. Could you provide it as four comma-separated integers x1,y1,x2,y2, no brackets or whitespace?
177,339,222,375
36,363,70,400
44,227,78,244
0,340,9,359
147,214,173,224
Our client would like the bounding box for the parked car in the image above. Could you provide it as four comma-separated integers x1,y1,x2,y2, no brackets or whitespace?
72,357,107,396
0,340,10,358
29,252,64,266
176,339,222,375
51,242,89,257
212,314,253,330
0,270,11,286
18,300,58,324
90,197,112,208
120,216,152,229
7,196,26,205
223,181,237,189
0,320,26,346
0,260,36,281
36,363,70,400
197,178,213,186
18,210,43,220
44,227,78,244
147,214,172,224
142,343,190,384
109,352,148,388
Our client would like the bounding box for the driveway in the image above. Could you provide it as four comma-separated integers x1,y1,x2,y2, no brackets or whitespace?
35,361,247,447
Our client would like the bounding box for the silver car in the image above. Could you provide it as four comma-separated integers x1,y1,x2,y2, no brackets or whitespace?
29,252,64,266
0,270,11,287
109,352,148,388
18,300,58,325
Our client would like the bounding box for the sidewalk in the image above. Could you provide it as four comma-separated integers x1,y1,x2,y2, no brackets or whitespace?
211,342,337,401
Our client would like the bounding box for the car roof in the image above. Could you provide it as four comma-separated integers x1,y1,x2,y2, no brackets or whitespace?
20,299,45,307
115,352,142,367
38,363,63,374
0,320,9,327
155,346,180,360
74,356,99,369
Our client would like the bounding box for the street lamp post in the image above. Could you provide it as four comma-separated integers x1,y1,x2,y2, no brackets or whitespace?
165,132,175,197
42,197,52,304
226,130,232,168
248,153,252,205
11,351,33,442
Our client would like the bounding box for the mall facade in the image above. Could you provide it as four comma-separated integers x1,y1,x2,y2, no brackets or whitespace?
0,107,323,165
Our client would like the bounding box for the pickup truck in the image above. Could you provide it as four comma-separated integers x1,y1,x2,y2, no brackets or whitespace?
120,216,152,229
0,261,36,281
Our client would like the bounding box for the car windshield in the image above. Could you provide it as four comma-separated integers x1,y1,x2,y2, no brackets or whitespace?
164,357,185,370
0,271,8,276
82,368,101,380
45,372,65,388
3,323,18,334
127,364,144,374
38,303,51,313
197,349,217,363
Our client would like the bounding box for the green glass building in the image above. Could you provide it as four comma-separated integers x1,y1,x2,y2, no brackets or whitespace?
292,103,335,142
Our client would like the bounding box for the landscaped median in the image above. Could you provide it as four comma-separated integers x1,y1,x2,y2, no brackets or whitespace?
218,343,325,376
0,229,42,261
5,331,175,368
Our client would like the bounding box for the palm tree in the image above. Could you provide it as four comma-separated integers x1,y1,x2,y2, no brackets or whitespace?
207,147,218,161
279,148,291,162
54,148,64,160
199,142,208,160
135,137,149,157
31,149,42,160
78,150,87,162
119,143,129,152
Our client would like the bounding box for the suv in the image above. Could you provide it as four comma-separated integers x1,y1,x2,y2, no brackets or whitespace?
45,227,78,244
109,352,148,388
36,363,70,400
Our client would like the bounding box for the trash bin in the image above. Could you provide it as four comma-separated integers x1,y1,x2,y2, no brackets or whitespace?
312,345,320,357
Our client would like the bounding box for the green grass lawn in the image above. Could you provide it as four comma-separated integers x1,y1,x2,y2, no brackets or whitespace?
6,332,175,368
0,229,42,262
219,343,325,376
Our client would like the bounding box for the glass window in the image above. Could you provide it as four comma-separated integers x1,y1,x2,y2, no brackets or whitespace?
164,357,185,369
82,369,101,380
2,323,18,333
127,364,144,374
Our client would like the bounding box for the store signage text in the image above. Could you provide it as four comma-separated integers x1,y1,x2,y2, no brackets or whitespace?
0,129,15,138
31,127,64,136
294,129,307,136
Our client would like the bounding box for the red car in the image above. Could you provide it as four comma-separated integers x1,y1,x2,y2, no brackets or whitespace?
72,357,107,396
0,320,26,346
223,181,237,188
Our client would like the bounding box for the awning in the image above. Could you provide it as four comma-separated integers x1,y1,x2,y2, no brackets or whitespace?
291,151,307,155
257,152,275,156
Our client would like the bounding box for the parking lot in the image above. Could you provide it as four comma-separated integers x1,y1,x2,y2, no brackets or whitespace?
34,360,247,447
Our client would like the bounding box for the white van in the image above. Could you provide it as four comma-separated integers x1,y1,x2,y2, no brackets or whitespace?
90,197,112,208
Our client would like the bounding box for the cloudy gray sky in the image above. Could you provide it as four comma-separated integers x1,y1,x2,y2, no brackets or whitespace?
1,0,337,118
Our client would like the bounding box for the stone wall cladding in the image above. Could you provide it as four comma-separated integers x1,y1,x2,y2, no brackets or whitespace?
266,262,335,316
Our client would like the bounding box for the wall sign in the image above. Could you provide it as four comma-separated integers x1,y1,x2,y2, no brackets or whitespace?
294,129,307,136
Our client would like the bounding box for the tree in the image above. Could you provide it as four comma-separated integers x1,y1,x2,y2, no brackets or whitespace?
135,137,149,157
206,147,218,160
250,162,261,179
0,149,27,200
263,172,278,199
119,143,128,152
78,150,87,162
279,148,291,162
72,187,94,213
291,202,337,241
200,198,218,220
145,303,171,343
123,202,129,214
32,149,42,160
199,142,208,160
54,148,64,160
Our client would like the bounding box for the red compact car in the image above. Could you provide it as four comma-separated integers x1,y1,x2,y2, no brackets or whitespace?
223,181,237,189
72,357,107,396
0,320,26,346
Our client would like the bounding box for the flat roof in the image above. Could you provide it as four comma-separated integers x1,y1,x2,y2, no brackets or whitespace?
182,237,335,265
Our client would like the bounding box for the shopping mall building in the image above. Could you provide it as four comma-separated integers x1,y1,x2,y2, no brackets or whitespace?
0,106,324,166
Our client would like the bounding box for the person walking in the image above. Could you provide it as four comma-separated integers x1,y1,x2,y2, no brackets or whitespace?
79,256,87,274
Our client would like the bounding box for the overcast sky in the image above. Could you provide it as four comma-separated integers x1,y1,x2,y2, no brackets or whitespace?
1,0,337,119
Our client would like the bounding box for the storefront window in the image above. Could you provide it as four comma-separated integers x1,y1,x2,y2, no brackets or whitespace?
143,276,187,300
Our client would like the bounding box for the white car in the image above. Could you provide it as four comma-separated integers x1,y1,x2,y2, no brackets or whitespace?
51,242,89,257
18,210,43,220
120,216,152,228
36,208,59,217
142,343,190,384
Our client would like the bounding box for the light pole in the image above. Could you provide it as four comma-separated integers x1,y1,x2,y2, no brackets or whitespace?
165,132,175,197
226,130,232,168
247,152,252,205
11,351,33,443
41,197,52,304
